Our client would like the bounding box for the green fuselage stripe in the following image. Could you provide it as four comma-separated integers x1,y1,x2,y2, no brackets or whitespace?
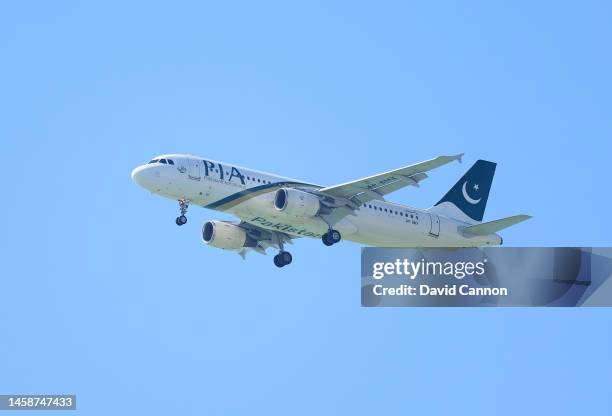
204,181,316,210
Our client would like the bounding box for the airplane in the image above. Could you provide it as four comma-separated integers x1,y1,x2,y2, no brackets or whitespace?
131,153,531,267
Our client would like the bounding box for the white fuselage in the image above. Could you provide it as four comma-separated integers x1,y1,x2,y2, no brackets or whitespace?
131,154,501,247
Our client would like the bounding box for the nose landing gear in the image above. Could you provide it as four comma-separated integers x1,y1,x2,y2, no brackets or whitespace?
175,199,189,226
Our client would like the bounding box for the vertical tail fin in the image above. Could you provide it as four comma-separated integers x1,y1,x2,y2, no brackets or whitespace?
430,160,497,223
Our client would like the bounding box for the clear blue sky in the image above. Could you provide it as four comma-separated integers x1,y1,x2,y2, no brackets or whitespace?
2,1,611,415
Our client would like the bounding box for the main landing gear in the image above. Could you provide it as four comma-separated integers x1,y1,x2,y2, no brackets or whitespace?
322,229,342,246
175,199,189,226
274,229,340,267
274,251,293,268
273,240,293,268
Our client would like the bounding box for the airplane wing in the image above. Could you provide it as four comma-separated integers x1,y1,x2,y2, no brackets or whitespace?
318,153,463,203
316,153,464,224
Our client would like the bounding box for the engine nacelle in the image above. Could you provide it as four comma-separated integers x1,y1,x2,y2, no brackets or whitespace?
274,188,321,218
202,220,247,250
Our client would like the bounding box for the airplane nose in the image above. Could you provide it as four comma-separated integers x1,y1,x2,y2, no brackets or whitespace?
131,165,149,188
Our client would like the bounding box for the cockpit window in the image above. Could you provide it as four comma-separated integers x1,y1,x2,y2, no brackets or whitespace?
148,158,175,165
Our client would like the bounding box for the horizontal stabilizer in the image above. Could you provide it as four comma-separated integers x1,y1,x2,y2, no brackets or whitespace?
462,215,532,236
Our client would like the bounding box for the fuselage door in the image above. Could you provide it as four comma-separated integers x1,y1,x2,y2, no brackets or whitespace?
429,213,440,237
188,158,201,180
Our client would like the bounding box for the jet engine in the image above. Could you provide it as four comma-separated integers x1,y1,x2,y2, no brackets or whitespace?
202,220,249,250
274,188,321,218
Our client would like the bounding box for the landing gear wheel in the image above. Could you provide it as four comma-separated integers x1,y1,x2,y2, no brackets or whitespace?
274,251,293,267
322,233,334,246
175,215,187,226
280,251,292,265
329,229,341,244
322,229,341,246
